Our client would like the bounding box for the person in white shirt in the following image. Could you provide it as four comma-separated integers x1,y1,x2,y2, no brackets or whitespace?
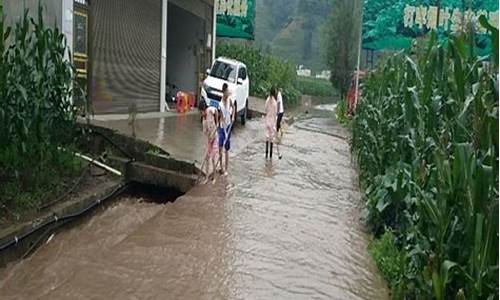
218,83,235,176
276,89,285,137
264,88,278,159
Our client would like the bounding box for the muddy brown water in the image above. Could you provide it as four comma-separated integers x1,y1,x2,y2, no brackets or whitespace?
0,105,388,299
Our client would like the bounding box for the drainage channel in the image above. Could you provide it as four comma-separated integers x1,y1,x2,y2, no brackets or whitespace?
0,182,186,269
0,183,128,266
0,125,199,269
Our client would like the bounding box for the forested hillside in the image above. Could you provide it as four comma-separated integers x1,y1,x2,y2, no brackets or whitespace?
253,0,333,72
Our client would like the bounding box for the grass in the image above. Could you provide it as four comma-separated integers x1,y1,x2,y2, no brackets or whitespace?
369,231,406,298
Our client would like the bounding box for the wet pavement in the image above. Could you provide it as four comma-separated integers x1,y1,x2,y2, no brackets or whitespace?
91,111,261,166
0,104,388,299
90,97,268,165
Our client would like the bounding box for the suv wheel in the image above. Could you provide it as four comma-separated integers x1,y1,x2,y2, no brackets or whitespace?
240,99,248,125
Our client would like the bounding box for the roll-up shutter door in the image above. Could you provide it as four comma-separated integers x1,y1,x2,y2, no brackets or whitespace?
91,0,161,114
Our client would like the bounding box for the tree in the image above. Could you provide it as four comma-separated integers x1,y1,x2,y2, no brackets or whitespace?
325,0,363,98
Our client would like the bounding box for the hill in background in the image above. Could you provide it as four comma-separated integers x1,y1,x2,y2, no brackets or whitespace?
253,0,333,73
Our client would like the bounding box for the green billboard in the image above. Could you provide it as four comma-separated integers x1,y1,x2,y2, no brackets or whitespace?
362,0,499,54
216,0,255,40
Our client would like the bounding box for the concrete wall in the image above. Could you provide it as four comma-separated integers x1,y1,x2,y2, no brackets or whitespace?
167,3,204,93
3,0,62,29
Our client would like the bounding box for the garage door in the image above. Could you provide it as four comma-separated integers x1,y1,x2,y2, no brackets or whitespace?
91,0,161,114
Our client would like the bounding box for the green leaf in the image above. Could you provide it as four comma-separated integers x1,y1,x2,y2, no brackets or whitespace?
478,15,499,68
375,188,390,212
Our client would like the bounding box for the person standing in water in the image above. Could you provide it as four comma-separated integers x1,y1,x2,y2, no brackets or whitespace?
218,83,235,176
265,87,278,159
200,100,219,184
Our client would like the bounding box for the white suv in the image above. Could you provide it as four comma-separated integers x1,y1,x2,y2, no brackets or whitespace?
201,57,250,125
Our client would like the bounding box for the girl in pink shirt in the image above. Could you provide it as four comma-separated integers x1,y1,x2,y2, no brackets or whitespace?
200,101,219,184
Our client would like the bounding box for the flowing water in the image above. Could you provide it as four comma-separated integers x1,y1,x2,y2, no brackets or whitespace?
0,105,388,299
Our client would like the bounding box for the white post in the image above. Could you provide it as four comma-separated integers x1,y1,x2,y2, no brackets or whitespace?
62,0,74,105
354,1,363,110
160,0,169,112
212,0,217,63
354,44,361,110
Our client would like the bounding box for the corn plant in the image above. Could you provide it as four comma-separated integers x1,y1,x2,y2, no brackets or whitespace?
0,0,9,145
0,5,80,210
352,22,498,299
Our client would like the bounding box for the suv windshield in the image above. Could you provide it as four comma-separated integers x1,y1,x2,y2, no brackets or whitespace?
210,61,237,83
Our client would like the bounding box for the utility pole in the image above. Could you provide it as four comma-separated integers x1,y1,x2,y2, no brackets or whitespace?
436,0,441,30
354,0,363,111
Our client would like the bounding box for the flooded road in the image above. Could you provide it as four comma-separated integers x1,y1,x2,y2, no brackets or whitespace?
0,105,388,299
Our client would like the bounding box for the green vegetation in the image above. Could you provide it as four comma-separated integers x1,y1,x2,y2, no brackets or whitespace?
334,97,349,126
0,7,83,217
369,230,406,297
296,77,337,98
352,23,498,299
217,44,341,104
217,43,300,105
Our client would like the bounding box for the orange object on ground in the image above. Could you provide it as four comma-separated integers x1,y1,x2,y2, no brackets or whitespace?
187,92,195,109
176,92,185,113
176,91,196,113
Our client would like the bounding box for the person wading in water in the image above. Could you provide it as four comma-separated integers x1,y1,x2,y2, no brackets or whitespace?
218,83,235,176
265,87,281,159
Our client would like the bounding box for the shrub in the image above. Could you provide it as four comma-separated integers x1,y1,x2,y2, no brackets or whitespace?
296,76,337,98
216,43,300,106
